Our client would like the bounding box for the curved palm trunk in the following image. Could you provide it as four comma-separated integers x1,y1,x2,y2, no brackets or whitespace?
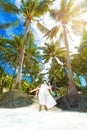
15,20,29,89
63,24,78,95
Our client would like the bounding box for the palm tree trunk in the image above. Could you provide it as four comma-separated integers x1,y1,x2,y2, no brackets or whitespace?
15,20,29,89
63,24,78,95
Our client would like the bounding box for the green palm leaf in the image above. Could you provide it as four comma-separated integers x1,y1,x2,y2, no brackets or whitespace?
71,20,87,36
0,20,21,30
35,0,53,16
70,2,87,18
37,22,49,33
44,25,60,39
0,23,10,29
0,0,20,14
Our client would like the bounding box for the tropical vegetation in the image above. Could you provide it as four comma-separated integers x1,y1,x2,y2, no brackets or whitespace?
0,0,87,110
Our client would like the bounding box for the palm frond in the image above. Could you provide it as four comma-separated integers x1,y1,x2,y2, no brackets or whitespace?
11,19,21,28
0,0,20,14
0,20,21,30
70,2,87,18
44,25,59,39
0,46,7,51
37,22,49,33
35,0,53,16
49,25,59,39
66,0,74,11
22,0,38,13
50,9,59,20
60,0,66,10
72,20,87,27
71,20,87,36
0,23,10,29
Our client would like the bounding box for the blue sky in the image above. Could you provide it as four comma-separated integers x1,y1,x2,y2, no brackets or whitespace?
0,0,44,44
0,6,24,38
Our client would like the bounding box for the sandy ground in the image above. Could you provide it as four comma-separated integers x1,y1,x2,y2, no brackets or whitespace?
0,98,87,130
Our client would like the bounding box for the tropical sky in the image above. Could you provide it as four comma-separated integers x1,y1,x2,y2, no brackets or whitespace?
0,0,85,53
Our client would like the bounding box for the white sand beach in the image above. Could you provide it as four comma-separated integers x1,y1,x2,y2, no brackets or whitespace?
0,99,87,130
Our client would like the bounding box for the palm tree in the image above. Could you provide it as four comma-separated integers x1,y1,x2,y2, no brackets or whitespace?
38,0,87,95
39,41,66,90
0,35,23,90
24,44,42,84
0,0,53,89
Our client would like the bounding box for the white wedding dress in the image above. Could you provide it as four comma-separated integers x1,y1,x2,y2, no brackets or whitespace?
38,83,56,109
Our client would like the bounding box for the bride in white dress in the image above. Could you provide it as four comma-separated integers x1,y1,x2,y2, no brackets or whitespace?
30,80,56,111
